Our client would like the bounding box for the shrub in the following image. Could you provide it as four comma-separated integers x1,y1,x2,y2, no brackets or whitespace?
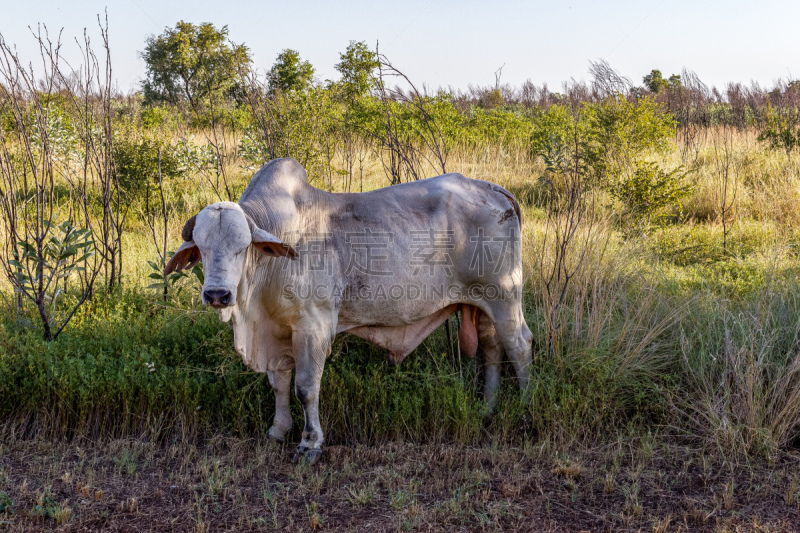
757,110,800,154
113,132,183,200
609,162,693,228
584,96,676,182
141,105,180,131
530,97,676,188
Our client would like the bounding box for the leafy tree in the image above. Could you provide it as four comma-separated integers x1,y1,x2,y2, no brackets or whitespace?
268,49,315,94
643,69,682,94
481,89,504,110
643,70,669,94
141,21,250,109
334,41,379,99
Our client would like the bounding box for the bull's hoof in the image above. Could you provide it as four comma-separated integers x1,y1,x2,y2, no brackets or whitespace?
267,428,286,443
292,446,323,465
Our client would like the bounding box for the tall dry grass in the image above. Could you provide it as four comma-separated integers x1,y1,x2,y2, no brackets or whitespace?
676,286,800,456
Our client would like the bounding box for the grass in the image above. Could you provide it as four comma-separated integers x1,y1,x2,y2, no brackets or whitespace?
4,130,800,454
2,121,800,527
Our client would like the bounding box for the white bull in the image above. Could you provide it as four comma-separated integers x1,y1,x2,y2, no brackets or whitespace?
165,158,532,463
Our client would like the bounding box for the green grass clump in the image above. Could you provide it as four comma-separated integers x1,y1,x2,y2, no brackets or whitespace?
0,289,271,440
0,279,679,447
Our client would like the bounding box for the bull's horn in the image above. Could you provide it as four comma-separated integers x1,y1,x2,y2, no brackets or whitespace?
181,214,197,242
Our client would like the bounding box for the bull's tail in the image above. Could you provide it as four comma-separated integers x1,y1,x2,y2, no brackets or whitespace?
489,183,522,224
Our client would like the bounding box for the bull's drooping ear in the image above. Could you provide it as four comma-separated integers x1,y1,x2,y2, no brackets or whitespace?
244,212,298,259
251,228,299,259
164,214,202,274
164,240,202,275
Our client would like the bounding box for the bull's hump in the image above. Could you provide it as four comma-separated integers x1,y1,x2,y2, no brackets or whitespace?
241,158,309,202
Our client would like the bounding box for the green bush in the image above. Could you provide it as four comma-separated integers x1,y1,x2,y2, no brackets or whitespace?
757,107,800,154
585,96,676,181
113,131,183,200
141,106,180,131
609,162,693,228
530,97,676,189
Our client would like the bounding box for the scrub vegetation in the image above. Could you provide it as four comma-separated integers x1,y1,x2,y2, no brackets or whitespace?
1,20,800,531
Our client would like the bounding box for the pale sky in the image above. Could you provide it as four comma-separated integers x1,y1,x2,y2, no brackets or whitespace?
1,0,797,94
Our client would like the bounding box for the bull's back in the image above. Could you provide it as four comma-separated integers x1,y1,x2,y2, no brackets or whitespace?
331,173,517,231
326,173,522,325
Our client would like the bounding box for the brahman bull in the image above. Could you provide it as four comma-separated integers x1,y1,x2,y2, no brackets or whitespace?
165,158,532,463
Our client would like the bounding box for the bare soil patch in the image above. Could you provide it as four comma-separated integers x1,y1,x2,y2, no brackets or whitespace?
0,436,798,532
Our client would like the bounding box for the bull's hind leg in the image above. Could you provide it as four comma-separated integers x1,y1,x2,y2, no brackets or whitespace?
267,369,293,442
489,304,533,391
477,311,504,412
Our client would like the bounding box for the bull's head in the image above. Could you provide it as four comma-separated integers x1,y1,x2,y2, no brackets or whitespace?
164,201,298,308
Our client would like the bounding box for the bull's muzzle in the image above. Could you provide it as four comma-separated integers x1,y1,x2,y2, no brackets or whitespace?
203,289,233,308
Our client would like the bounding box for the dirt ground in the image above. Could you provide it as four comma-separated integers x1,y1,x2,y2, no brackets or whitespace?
0,435,798,532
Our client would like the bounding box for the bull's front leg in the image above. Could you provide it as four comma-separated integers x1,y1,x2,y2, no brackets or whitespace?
267,369,293,442
291,329,331,464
